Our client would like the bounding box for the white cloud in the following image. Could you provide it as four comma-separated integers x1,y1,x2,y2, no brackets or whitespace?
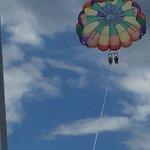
47,59,88,87
8,22,43,46
3,43,25,68
2,0,82,47
4,57,61,133
3,55,90,133
33,77,62,98
122,102,150,122
68,75,88,88
110,32,150,124
44,116,130,139
119,70,150,95
47,59,87,75
2,0,42,46
17,0,82,35
125,125,150,150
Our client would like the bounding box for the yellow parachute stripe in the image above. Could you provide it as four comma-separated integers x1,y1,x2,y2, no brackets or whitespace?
98,2,106,7
119,31,130,42
101,26,109,36
83,21,99,36
112,0,119,5
121,1,133,11
115,24,130,42
124,16,141,28
98,26,109,45
115,24,126,33
84,8,98,16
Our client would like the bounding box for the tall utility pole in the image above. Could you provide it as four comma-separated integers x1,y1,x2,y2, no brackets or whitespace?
0,14,8,150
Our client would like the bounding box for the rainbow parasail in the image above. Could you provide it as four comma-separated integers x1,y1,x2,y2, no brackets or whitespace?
76,0,146,51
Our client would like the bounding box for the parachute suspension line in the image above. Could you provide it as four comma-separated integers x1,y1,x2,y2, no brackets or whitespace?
92,67,112,150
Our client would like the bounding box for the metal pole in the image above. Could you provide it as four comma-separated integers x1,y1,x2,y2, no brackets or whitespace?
0,13,8,150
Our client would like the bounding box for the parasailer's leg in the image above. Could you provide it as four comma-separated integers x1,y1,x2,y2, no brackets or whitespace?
108,51,113,65
114,52,119,64
108,56,113,65
114,56,119,64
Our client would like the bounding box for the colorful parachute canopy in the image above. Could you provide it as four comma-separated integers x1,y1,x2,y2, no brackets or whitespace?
76,0,146,51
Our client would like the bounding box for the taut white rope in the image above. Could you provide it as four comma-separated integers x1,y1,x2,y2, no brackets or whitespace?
92,68,112,150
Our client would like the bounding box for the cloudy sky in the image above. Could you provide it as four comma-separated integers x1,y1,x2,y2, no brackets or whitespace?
1,0,150,150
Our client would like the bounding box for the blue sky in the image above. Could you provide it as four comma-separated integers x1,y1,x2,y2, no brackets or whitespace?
1,0,150,150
